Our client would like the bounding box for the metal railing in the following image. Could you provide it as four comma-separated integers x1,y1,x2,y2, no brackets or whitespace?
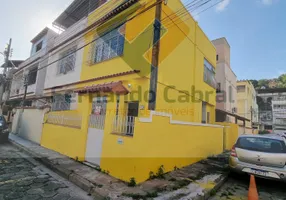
46,112,82,129
89,114,105,130
112,115,135,136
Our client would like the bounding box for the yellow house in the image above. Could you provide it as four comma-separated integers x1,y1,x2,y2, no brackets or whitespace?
41,0,226,183
237,80,257,134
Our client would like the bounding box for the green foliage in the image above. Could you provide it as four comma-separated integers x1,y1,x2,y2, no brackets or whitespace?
210,188,217,196
128,177,137,187
259,130,270,135
149,165,165,179
156,165,165,179
251,73,286,89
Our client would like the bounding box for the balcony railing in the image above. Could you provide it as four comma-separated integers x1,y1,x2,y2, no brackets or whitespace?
272,100,286,105
53,17,88,47
112,115,135,136
45,112,82,129
18,47,47,70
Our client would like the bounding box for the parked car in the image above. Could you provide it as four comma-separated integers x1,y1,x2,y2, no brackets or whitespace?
0,115,9,143
229,134,286,181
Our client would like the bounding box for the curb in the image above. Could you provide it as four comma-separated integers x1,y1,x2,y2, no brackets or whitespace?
9,139,105,200
193,173,229,200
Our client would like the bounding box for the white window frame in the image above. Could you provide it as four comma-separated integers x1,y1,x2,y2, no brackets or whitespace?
57,46,77,75
93,25,125,63
204,59,216,88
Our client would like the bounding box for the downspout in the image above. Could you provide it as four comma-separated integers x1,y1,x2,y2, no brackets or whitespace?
148,0,162,110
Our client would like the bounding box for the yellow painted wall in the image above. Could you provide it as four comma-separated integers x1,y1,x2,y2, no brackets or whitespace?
41,95,92,161
41,124,86,160
100,100,224,183
237,81,256,128
216,122,239,150
41,0,221,184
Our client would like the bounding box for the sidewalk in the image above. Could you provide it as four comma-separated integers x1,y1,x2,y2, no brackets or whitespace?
9,133,229,200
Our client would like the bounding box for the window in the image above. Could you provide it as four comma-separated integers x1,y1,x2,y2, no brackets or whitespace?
236,137,286,153
229,85,232,102
93,25,125,63
35,41,43,52
204,59,216,88
202,102,207,124
237,85,245,93
27,68,38,85
216,83,221,93
58,46,77,75
51,94,71,111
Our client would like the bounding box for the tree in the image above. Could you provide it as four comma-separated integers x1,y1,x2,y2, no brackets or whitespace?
278,74,286,88
258,79,270,89
249,80,258,89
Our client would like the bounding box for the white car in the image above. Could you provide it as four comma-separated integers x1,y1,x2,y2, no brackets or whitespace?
229,134,286,181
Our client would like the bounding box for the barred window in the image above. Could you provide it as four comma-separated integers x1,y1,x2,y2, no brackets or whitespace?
204,59,216,88
93,25,125,63
58,46,77,75
51,94,71,111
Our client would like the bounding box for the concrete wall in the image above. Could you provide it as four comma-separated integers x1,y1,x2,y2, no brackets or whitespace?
44,18,87,91
100,109,224,183
12,108,48,144
216,122,239,150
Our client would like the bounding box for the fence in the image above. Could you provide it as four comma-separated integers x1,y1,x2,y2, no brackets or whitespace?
89,114,105,129
45,112,82,129
11,108,48,144
112,115,135,136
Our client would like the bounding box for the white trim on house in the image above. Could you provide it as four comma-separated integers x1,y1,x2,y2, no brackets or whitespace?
139,111,224,128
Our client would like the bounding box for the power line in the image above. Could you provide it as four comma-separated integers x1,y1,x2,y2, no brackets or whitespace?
10,0,161,83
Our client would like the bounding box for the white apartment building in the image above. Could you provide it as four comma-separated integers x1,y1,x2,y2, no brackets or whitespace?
257,88,286,130
10,28,58,106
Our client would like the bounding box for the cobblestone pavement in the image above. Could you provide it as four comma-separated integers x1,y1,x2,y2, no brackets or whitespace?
210,173,286,200
0,143,94,200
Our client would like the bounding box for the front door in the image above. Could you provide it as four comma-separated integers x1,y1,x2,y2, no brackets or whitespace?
85,97,107,166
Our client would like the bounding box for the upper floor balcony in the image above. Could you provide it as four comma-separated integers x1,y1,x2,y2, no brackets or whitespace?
273,118,286,125
53,17,88,48
273,113,286,119
17,47,46,72
272,99,286,106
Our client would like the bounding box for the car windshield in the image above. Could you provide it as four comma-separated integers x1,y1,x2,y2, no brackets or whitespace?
236,137,286,153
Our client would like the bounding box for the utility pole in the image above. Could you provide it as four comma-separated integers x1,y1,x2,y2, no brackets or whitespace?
148,0,162,110
0,38,12,107
21,75,29,108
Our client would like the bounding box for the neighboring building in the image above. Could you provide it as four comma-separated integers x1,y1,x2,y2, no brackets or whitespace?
257,88,286,131
237,80,259,133
9,27,59,106
0,60,24,102
212,37,238,123
40,0,227,183
43,3,88,111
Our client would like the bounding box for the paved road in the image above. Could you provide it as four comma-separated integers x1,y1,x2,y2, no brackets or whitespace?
210,173,286,200
0,143,94,200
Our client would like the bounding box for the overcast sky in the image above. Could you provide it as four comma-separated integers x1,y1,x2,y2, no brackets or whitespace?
0,0,73,65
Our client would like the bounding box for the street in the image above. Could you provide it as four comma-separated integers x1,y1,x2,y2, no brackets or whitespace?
0,143,93,200
210,173,286,200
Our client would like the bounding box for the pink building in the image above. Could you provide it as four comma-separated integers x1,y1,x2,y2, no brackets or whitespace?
212,37,238,122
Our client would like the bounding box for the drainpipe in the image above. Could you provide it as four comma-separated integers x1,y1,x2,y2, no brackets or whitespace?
148,0,162,110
